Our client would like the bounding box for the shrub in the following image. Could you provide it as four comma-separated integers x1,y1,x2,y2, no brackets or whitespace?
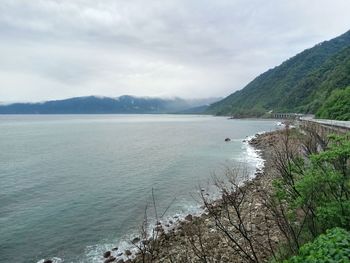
284,227,350,263
295,133,350,231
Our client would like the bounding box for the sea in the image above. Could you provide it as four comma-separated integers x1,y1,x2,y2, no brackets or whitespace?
0,115,278,263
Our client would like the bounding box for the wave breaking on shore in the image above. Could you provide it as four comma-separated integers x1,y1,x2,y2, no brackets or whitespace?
38,132,268,263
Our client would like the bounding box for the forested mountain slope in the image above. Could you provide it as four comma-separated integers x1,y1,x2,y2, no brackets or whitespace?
207,30,350,118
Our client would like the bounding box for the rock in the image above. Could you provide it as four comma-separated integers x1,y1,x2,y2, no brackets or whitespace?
141,239,149,245
112,247,118,251
132,237,140,244
103,251,111,258
116,252,123,257
155,225,163,232
125,249,132,256
206,223,214,228
271,235,279,243
251,223,257,231
185,214,193,221
225,138,231,142
104,256,116,263
116,259,124,263
43,260,53,263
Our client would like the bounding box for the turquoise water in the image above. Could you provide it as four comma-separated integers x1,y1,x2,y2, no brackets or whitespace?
0,115,277,263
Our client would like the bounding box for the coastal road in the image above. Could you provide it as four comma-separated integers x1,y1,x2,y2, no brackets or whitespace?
300,117,350,131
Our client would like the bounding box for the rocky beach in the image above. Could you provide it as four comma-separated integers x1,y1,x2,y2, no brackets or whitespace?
101,130,286,263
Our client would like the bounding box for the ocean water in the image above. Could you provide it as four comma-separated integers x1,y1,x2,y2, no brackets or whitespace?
0,115,277,263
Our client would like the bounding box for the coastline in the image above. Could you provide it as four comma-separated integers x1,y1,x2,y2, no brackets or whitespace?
101,129,283,263
19,117,279,263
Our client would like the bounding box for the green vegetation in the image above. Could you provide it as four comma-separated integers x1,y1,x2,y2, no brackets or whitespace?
271,131,350,262
285,228,350,263
316,87,350,120
207,30,350,118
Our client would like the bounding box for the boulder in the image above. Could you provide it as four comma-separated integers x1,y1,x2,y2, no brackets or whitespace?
43,260,53,263
154,225,163,232
225,138,231,142
132,237,140,244
104,256,116,263
125,249,132,256
185,214,193,221
112,247,118,251
103,251,111,258
141,239,149,245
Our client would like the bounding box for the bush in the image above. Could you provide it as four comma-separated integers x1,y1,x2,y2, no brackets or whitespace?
295,133,350,231
284,227,350,263
268,131,350,260
316,87,350,120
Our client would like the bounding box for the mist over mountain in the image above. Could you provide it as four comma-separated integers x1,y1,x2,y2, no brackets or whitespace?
207,30,350,119
0,95,220,114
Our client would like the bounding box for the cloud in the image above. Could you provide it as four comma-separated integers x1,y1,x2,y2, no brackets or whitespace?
1,0,350,102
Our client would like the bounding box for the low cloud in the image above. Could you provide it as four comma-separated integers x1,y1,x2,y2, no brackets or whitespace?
1,0,350,102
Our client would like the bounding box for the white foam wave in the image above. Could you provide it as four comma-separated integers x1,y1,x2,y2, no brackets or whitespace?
236,132,265,179
81,201,206,263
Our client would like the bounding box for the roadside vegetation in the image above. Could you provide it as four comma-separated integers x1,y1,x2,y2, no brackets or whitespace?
268,129,350,261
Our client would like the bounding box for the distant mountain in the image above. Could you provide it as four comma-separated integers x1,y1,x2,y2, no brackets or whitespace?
207,30,350,119
0,95,220,114
175,105,211,114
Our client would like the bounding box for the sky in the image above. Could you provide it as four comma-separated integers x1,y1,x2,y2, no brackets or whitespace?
1,0,350,102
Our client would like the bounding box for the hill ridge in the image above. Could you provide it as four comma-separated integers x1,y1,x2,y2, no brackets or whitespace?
0,95,220,114
207,30,350,118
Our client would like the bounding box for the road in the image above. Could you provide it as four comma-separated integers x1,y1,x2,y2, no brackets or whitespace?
301,117,350,130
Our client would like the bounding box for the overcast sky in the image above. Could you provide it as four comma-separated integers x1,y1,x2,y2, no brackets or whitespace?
1,0,350,102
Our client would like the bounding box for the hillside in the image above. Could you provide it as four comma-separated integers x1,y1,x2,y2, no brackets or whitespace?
0,95,219,114
316,86,350,120
207,30,350,118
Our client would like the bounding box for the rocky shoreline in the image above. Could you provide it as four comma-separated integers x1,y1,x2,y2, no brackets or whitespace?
101,130,284,263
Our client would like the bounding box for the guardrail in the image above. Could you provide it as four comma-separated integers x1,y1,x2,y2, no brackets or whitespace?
300,118,350,133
